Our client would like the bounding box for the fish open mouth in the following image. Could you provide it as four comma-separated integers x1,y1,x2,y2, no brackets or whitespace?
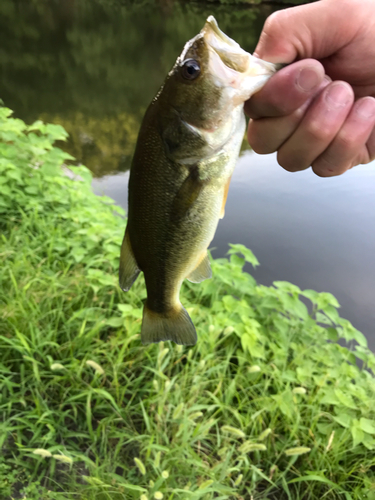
202,15,278,96
203,16,251,73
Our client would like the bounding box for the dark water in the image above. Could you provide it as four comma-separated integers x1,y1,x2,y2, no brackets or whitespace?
1,0,374,350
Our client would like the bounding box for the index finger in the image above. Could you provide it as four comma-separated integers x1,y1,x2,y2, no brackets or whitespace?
245,59,325,119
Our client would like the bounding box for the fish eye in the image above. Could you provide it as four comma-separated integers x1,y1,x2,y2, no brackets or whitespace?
181,59,200,80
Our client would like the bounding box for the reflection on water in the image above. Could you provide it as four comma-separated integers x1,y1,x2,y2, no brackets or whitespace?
0,0,272,175
1,0,375,349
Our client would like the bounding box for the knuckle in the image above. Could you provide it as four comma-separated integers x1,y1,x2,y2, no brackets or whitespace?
248,127,276,155
336,129,357,152
305,119,332,143
277,149,302,172
263,10,289,39
290,105,308,127
293,106,307,122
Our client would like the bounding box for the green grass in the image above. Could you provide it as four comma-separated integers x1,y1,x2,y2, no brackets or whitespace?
1,107,375,500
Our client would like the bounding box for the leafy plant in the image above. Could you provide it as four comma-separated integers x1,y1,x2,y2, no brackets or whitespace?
1,107,375,499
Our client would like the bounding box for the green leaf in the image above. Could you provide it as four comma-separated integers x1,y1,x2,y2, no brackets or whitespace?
320,390,340,406
279,293,308,319
289,475,342,491
199,479,214,490
302,289,320,303
119,483,147,492
118,304,134,314
317,292,340,309
352,329,368,347
322,305,340,324
362,433,375,450
359,418,375,434
334,389,357,409
327,327,338,341
106,317,124,327
272,391,294,419
273,281,301,294
351,426,364,447
230,253,245,269
93,389,120,413
227,243,259,267
333,413,352,428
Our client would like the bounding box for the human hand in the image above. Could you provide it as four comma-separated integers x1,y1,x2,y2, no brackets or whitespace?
245,0,375,176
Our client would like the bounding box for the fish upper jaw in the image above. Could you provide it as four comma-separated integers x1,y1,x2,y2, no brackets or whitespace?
202,16,279,101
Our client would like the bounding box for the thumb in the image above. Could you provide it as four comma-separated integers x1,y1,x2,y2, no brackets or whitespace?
254,0,361,64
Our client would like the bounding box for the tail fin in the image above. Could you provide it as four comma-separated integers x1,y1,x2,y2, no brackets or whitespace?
141,303,197,346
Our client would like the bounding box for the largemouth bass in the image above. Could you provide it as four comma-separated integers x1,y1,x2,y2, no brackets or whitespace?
119,16,278,345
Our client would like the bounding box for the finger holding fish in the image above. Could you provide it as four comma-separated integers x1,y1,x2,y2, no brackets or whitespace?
276,81,355,173
246,0,375,176
245,59,325,119
311,96,375,176
247,63,329,155
246,62,375,176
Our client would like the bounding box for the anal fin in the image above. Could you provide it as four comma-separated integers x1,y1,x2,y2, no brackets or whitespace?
186,252,212,283
119,229,140,291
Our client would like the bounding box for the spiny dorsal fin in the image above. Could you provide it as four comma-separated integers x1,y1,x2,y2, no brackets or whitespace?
119,229,140,291
186,252,212,283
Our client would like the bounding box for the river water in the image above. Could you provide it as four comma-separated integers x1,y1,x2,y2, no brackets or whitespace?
1,0,374,350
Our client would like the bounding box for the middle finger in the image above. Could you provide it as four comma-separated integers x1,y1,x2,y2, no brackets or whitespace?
248,77,331,154
277,81,354,172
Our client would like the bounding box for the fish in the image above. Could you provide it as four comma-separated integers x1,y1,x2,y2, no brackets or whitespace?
119,16,278,345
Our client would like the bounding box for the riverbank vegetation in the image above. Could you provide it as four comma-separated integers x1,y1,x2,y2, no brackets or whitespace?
1,107,375,499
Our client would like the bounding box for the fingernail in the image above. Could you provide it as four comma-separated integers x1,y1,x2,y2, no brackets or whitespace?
296,67,321,92
356,97,375,119
325,83,352,109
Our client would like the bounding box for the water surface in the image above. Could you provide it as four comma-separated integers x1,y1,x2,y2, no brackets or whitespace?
92,154,375,351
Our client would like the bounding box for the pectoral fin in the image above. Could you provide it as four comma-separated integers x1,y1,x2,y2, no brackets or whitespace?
162,110,205,161
220,176,232,219
171,166,205,221
119,229,140,291
186,252,212,283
